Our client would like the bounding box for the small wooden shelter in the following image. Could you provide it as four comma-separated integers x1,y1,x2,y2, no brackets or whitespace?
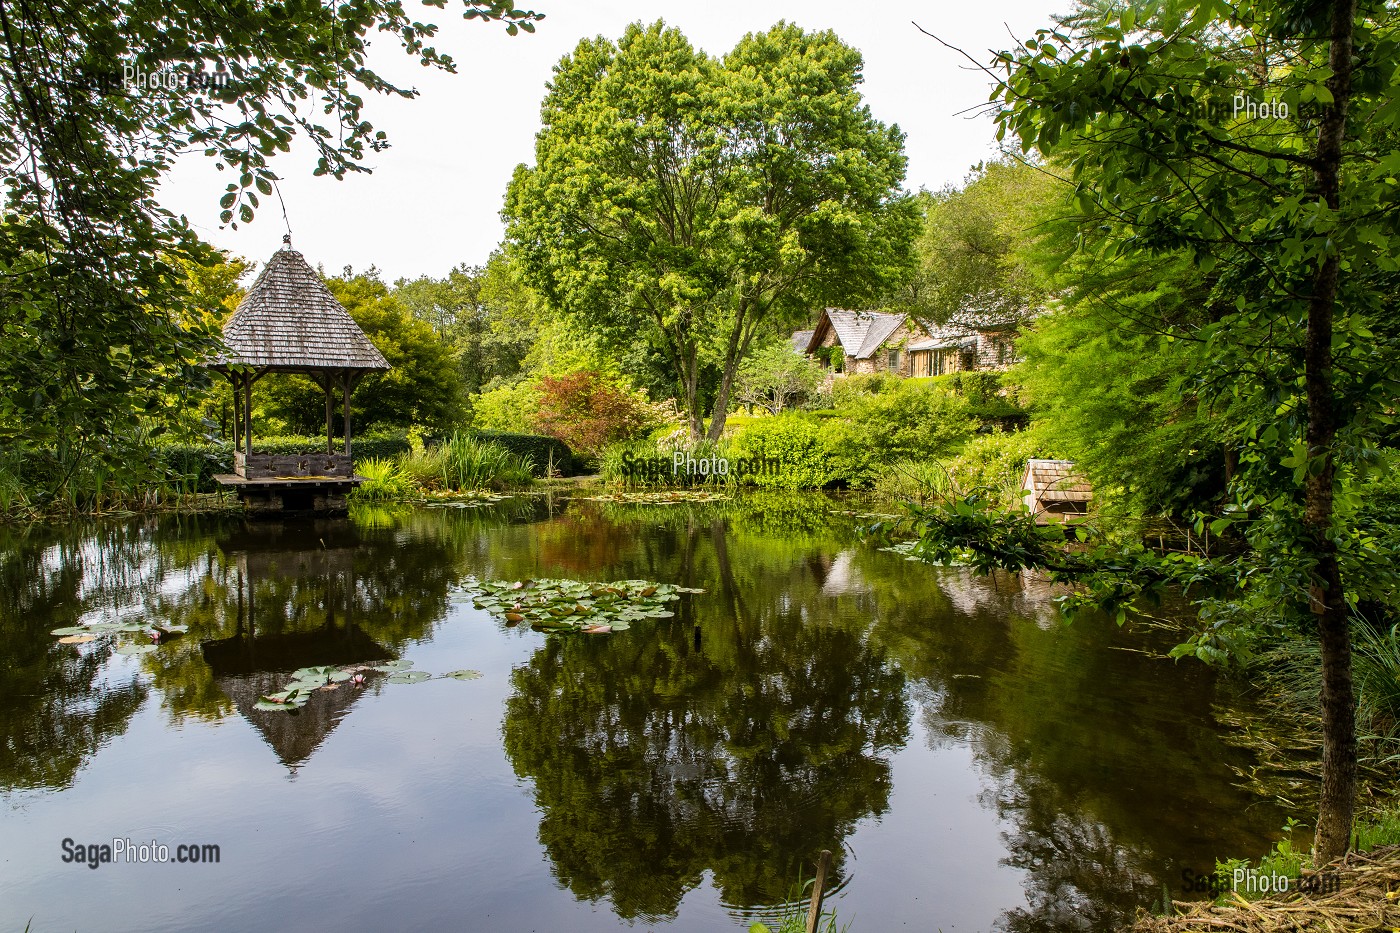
205,239,389,512
1021,459,1092,522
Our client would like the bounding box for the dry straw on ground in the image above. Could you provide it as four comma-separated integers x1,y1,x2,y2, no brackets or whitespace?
1132,846,1400,932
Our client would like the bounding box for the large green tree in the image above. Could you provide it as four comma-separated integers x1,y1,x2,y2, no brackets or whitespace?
504,21,918,441
394,253,537,396
908,0,1400,861
0,0,539,499
900,159,1059,328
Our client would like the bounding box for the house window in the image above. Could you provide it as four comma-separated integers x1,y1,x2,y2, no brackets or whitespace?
887,348,900,372
932,349,960,375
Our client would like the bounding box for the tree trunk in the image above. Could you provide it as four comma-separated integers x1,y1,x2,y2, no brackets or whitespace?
1308,0,1357,864
705,307,759,443
680,349,704,442
706,362,737,442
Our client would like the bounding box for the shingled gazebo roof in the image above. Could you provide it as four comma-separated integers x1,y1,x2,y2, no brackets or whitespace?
209,247,389,373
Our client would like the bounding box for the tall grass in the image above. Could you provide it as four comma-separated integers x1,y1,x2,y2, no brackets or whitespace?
437,431,534,491
1252,617,1400,765
352,457,414,501
870,458,952,505
1354,622,1400,761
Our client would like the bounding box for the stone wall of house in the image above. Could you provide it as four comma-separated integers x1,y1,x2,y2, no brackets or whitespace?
974,332,1017,370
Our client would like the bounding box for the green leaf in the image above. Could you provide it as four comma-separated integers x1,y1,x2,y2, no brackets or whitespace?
443,669,483,680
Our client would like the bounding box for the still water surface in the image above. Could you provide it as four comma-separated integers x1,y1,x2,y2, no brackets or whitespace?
0,494,1288,931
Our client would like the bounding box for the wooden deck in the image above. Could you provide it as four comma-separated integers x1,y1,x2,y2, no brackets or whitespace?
214,474,365,513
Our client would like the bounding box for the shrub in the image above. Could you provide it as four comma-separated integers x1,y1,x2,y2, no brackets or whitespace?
836,381,977,464
471,431,582,476
728,413,845,489
945,428,1047,505
830,371,901,408
532,370,659,459
600,437,733,488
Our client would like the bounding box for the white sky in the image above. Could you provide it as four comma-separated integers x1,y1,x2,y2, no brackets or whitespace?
158,0,1068,283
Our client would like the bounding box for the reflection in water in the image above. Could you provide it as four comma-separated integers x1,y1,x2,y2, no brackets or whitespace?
502,512,909,920
0,494,1294,933
850,554,1287,930
0,522,157,790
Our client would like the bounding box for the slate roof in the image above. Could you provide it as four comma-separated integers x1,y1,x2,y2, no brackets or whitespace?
790,330,815,353
208,247,389,373
909,323,978,352
1022,459,1093,504
854,312,907,358
820,309,907,359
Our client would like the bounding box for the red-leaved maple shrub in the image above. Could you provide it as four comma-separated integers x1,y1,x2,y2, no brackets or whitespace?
532,371,655,459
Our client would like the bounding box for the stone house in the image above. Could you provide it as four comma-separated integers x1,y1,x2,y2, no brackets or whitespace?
793,308,1020,377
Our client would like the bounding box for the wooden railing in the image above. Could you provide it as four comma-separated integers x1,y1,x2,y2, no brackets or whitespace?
234,451,353,479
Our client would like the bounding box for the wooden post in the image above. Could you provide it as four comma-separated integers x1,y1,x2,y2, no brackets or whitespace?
243,375,253,459
324,377,333,454
805,849,832,933
342,374,352,457
231,375,241,452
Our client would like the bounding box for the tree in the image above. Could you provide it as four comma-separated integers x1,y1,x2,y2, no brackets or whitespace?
733,342,825,415
504,21,918,442
394,255,536,397
910,0,1400,860
901,159,1058,328
0,0,540,498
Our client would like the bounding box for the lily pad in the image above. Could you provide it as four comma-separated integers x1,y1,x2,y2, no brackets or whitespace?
115,643,156,656
157,623,190,634
443,670,482,680
386,670,431,684
88,622,123,633
469,578,702,637
372,659,414,672
58,634,97,644
51,626,88,637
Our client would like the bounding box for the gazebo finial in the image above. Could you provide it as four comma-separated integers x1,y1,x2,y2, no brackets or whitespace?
282,233,292,249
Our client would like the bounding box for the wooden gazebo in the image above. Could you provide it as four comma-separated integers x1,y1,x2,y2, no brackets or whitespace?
205,239,390,512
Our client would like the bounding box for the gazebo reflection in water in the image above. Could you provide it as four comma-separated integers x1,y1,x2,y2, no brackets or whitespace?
203,520,393,772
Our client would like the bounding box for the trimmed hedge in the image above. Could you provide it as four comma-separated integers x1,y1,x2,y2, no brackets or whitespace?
471,431,584,476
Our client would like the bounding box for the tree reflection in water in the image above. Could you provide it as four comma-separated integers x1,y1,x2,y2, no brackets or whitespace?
503,502,910,921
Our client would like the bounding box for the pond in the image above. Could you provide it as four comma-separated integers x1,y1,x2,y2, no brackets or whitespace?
0,493,1290,932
